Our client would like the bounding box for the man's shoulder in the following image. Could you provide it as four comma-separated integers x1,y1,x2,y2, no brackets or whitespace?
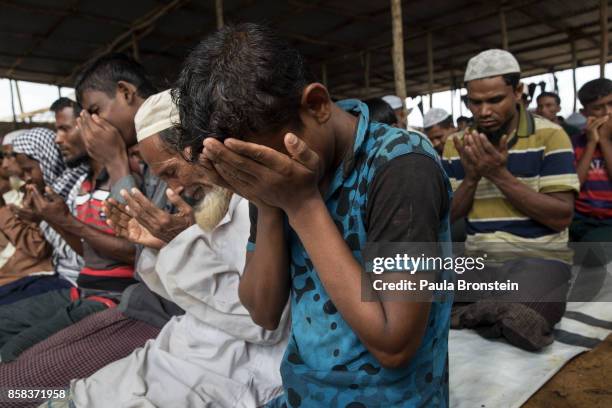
442,130,464,159
366,123,438,163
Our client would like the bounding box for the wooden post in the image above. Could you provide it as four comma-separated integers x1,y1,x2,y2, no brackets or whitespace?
500,8,509,50
427,31,434,108
14,80,26,123
364,52,371,96
132,34,140,62
600,0,608,77
390,0,407,104
9,79,17,125
571,38,578,112
215,0,224,29
321,63,328,88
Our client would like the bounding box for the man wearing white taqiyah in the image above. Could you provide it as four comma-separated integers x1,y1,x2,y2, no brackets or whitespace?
60,90,289,408
423,108,456,155
382,94,408,129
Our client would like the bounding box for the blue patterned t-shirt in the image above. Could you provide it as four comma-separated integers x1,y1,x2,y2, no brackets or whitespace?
249,99,453,407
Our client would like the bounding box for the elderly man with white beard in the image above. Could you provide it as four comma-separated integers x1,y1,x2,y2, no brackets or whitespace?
40,90,289,408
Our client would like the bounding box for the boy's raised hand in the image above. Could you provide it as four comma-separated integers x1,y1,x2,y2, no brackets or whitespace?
202,134,321,216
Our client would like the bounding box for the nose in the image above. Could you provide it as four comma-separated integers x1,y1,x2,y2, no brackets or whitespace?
605,105,612,116
1,157,10,172
480,103,493,117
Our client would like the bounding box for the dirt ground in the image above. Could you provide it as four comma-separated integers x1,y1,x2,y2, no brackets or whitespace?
523,334,612,408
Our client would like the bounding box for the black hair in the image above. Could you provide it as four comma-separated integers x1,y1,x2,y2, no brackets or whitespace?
456,116,470,123
171,23,316,161
536,91,561,105
578,78,612,107
74,53,157,103
50,97,82,116
364,97,397,126
465,72,520,88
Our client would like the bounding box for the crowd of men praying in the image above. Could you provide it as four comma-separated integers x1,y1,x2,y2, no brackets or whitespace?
0,23,610,408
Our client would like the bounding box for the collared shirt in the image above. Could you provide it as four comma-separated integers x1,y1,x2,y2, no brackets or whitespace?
70,170,137,292
572,130,612,219
249,100,453,407
443,104,580,252
71,196,287,407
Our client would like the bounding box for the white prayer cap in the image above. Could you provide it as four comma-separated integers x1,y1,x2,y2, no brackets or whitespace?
382,95,404,110
566,112,587,130
423,108,451,128
464,49,521,82
2,129,27,146
135,89,179,142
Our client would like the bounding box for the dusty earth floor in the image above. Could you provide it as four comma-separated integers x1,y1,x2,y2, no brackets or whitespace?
523,334,612,408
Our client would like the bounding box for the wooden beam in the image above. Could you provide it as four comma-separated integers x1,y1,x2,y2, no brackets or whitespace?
62,0,190,83
132,34,140,63
500,7,509,50
571,38,577,112
601,0,609,77
364,52,371,94
215,0,224,29
0,0,130,28
427,31,434,107
322,63,328,87
9,80,16,124
390,0,406,102
14,80,25,122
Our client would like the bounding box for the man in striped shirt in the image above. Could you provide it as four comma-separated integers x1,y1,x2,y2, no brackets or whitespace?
443,49,580,351
570,78,612,266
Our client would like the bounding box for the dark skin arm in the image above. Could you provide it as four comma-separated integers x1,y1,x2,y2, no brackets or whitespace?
195,147,291,329
77,111,131,186
462,131,574,232
598,120,612,180
119,188,194,244
28,185,135,264
103,199,166,250
450,135,481,223
203,134,431,368
576,116,608,184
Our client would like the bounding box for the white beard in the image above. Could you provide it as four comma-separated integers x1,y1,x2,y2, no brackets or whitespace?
194,186,233,232
9,176,24,191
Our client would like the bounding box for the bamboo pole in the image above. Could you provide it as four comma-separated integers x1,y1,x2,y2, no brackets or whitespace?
14,80,26,123
600,0,608,77
322,63,328,88
390,0,407,103
132,34,140,62
215,0,224,29
571,38,577,112
427,31,434,108
500,8,509,50
9,79,16,125
364,52,371,95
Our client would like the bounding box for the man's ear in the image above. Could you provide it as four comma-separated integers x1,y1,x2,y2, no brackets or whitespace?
301,83,332,124
514,82,524,100
116,81,138,106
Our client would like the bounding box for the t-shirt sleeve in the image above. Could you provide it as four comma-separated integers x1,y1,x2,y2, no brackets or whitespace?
247,202,258,252
539,128,580,194
441,133,465,192
365,154,449,242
